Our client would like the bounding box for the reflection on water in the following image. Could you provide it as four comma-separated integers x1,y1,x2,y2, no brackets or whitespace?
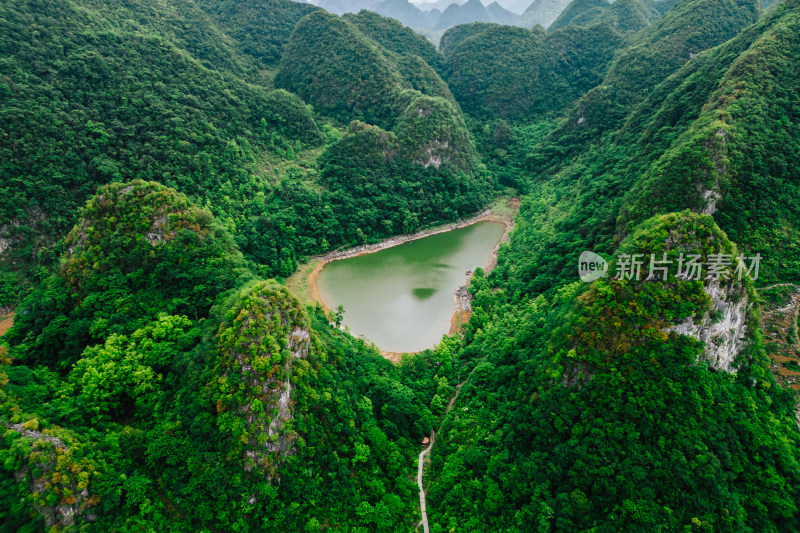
317,222,505,352
412,288,437,299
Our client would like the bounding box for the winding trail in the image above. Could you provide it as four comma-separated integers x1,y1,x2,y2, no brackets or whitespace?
417,432,435,533
416,383,465,532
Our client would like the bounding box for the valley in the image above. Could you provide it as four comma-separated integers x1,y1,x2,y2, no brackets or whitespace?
1,0,799,531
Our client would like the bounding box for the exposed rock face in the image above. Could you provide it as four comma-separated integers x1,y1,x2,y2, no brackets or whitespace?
65,181,206,256
396,94,475,172
214,282,311,474
4,423,96,529
667,280,749,372
698,128,728,215
0,207,48,259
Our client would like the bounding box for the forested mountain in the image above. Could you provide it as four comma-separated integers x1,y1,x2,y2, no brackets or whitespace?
549,0,661,32
547,0,610,30
442,23,625,120
517,0,574,28
425,1,800,529
3,0,800,530
0,0,489,303
537,0,761,159
435,0,496,28
3,181,432,530
486,1,521,23
343,9,445,69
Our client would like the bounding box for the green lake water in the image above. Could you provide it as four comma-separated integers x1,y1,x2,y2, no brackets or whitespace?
317,222,506,353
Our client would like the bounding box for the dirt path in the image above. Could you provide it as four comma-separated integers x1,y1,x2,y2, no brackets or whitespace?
758,282,798,292
417,432,435,533
0,314,14,337
417,382,465,532
758,284,800,395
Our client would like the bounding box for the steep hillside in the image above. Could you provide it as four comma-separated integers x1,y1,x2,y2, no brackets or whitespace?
194,0,319,70
550,0,660,32
619,1,800,281
517,0,573,28
1,183,432,531
274,10,456,126
593,0,661,31
275,11,409,128
439,21,500,56
343,9,444,70
3,0,799,530
548,0,609,30
443,23,625,120
0,0,495,308
534,0,761,163
427,212,800,530
423,3,800,530
0,0,323,302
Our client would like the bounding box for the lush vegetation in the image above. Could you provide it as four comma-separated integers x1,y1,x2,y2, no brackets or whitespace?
3,0,800,530
0,0,496,306
442,23,625,121
549,0,660,32
427,213,800,531
343,10,445,72
2,183,438,531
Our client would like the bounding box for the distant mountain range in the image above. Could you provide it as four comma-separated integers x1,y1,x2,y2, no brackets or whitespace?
305,0,564,30
301,0,677,37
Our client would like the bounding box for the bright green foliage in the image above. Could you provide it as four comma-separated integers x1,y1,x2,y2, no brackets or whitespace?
439,22,499,56
194,0,319,70
0,0,495,306
620,3,800,281
275,10,453,129
549,0,611,31
275,11,410,129
7,181,250,370
443,23,625,121
426,213,800,531
543,0,761,151
550,0,661,32
394,94,476,171
3,0,800,530
503,0,798,298
1,188,432,531
343,10,445,72
0,0,324,302
211,281,308,472
318,118,490,240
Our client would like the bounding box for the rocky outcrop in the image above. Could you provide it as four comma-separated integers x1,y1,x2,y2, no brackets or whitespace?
4,422,97,529
667,280,749,372
213,282,311,474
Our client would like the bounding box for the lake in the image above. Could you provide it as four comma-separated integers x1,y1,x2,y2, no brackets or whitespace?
316,221,506,353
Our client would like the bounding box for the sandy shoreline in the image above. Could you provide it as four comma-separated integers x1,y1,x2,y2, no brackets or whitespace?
299,197,518,361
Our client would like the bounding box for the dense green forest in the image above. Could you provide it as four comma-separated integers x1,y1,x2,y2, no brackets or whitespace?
0,0,493,305
2,0,800,531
